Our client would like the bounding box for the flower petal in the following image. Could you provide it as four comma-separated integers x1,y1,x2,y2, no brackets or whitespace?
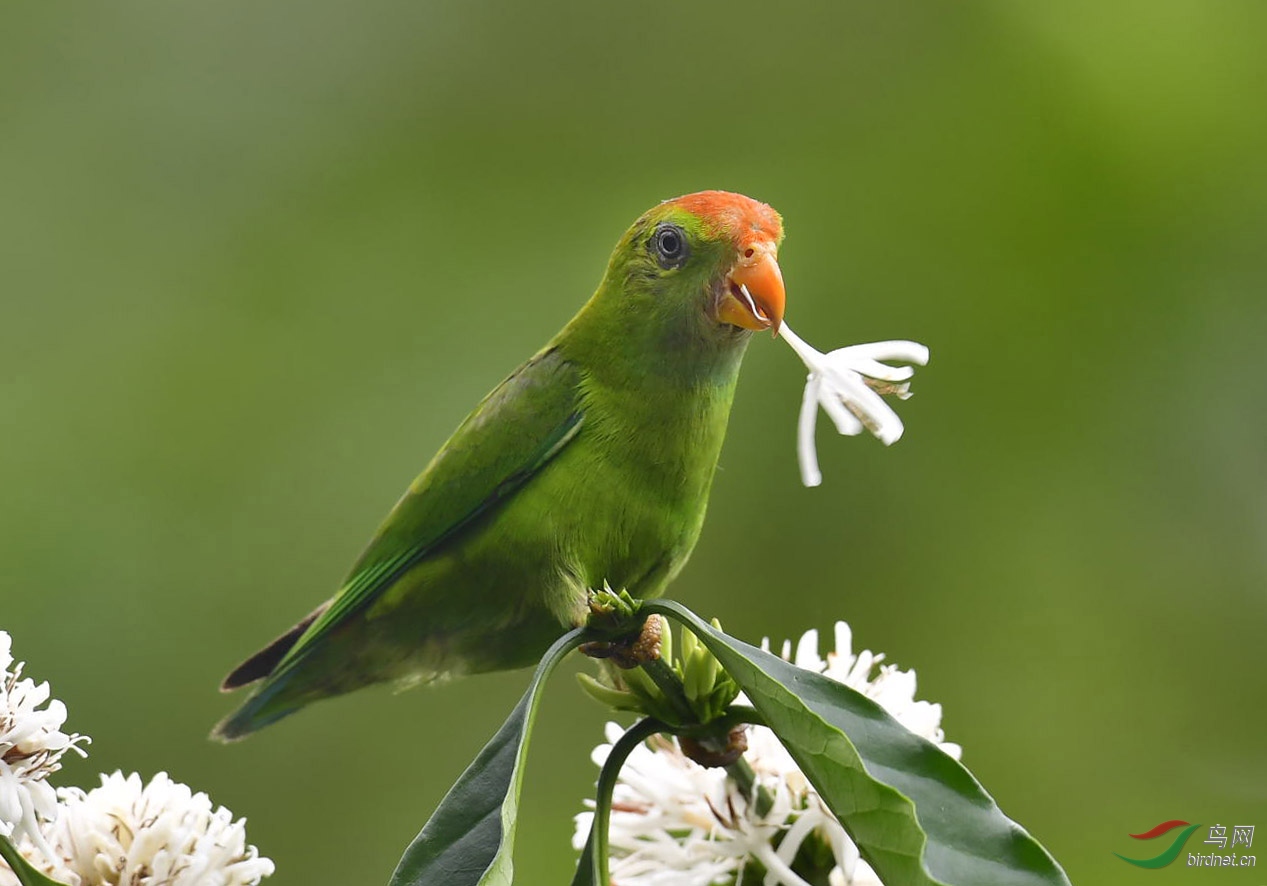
797,374,824,487
826,340,930,367
823,369,906,445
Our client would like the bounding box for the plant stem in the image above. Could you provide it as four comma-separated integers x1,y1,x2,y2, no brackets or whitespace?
728,756,774,818
636,634,776,818
573,717,666,886
637,653,696,724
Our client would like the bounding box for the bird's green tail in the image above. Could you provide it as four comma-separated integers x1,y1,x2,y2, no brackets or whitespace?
211,672,307,742
213,604,332,741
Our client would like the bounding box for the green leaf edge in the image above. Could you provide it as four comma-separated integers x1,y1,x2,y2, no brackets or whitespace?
647,600,1071,886
0,834,69,886
387,627,586,886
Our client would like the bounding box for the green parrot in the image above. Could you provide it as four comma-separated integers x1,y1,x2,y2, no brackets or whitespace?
212,190,786,741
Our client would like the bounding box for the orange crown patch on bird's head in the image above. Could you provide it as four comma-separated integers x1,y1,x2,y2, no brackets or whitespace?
666,190,784,248
662,190,786,335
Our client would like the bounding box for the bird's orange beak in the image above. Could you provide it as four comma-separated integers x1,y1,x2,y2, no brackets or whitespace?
717,242,785,336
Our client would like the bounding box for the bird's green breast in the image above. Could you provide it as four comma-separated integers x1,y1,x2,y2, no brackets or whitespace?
542,362,744,617
366,356,743,674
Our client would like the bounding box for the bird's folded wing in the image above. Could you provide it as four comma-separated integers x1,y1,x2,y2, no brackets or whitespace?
274,346,584,674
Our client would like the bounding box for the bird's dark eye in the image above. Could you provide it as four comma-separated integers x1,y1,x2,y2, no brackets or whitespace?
650,223,690,270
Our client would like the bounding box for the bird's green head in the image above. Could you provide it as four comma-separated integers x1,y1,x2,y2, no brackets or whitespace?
565,191,787,371
622,190,785,333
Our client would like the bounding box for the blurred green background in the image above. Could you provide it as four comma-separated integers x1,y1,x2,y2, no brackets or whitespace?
3,2,1265,883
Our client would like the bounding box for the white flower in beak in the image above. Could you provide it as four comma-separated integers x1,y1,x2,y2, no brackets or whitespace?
779,324,929,487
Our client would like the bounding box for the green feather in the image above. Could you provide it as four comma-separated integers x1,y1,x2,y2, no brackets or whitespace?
278,348,585,676
213,193,781,740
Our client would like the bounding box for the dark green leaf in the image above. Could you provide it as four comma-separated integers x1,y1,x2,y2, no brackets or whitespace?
647,600,1070,886
388,628,585,886
0,834,69,886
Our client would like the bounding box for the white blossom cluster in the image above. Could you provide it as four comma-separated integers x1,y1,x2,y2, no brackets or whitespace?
0,630,273,886
0,631,87,858
575,622,960,886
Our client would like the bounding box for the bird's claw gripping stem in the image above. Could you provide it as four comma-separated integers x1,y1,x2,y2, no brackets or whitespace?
581,587,661,668
580,608,661,669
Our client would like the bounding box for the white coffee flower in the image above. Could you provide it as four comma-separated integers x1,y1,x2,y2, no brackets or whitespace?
769,623,960,761
32,771,276,886
0,630,89,858
575,622,958,886
779,323,929,487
